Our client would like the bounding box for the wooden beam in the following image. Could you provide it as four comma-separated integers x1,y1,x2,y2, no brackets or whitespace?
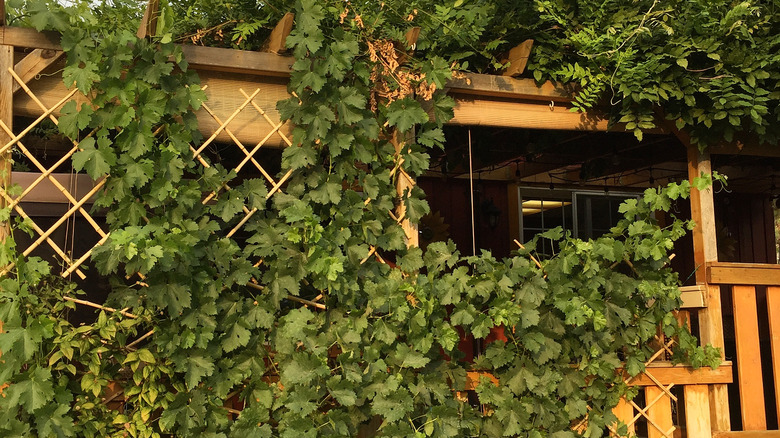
13,68,292,148
447,73,575,102
679,284,707,308
12,48,63,94
714,433,780,438
11,171,98,203
1,43,12,243
627,362,733,386
0,26,61,50
1,0,6,27
707,262,780,286
502,39,534,77
180,45,294,77
449,95,612,131
136,0,160,39
262,12,294,54
732,285,767,430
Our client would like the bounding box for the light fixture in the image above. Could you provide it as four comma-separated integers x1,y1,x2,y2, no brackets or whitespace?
482,199,502,229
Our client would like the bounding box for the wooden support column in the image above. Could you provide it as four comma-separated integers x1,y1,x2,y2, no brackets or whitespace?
687,144,731,431
1,41,12,244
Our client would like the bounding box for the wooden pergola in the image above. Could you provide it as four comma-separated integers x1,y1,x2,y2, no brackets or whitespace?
1,6,779,437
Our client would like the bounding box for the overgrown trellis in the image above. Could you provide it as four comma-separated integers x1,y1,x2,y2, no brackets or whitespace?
7,0,776,437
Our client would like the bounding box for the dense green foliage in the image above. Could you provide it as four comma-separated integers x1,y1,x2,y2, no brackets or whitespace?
0,0,744,437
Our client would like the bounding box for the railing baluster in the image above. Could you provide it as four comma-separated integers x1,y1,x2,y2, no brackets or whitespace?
766,286,780,423
732,285,767,430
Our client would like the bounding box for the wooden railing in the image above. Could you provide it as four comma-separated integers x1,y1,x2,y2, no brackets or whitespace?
707,262,780,432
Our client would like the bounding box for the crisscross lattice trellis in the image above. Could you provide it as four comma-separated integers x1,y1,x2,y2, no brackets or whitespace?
0,67,108,280
191,85,294,238
607,334,681,438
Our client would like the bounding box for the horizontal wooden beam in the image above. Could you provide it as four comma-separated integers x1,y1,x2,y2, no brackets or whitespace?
463,362,732,391
629,361,732,386
707,262,780,286
180,45,294,77
14,67,292,148
713,432,780,438
12,171,98,203
0,26,61,50
449,95,614,132
680,284,707,308
447,73,574,102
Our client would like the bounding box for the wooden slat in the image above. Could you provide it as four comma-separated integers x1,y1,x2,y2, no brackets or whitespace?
12,48,63,94
0,0,6,27
766,286,780,423
645,386,675,438
684,385,712,437
629,362,733,386
262,12,294,54
732,285,767,430
708,262,780,286
612,397,636,436
502,39,534,77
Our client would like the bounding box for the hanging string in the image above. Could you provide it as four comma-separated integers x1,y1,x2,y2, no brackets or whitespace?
468,129,476,256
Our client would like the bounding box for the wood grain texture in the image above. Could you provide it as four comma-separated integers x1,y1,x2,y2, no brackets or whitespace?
612,397,636,436
707,262,780,286
685,144,731,432
713,432,780,438
645,386,675,438
628,362,732,386
262,12,294,54
502,39,534,77
12,48,63,94
766,286,780,424
0,44,12,243
12,67,293,148
732,285,767,430
449,95,613,131
0,26,61,49
447,73,575,102
680,285,707,308
136,0,160,39
684,385,712,437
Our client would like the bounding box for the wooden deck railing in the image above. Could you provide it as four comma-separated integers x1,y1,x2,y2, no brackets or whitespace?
707,262,780,432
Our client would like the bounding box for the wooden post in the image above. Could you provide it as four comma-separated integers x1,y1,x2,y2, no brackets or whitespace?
1,41,12,244
687,144,731,431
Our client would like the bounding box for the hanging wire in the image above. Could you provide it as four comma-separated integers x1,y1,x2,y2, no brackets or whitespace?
468,129,476,256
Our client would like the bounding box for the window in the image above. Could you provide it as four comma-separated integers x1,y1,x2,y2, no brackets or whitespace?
518,187,638,255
